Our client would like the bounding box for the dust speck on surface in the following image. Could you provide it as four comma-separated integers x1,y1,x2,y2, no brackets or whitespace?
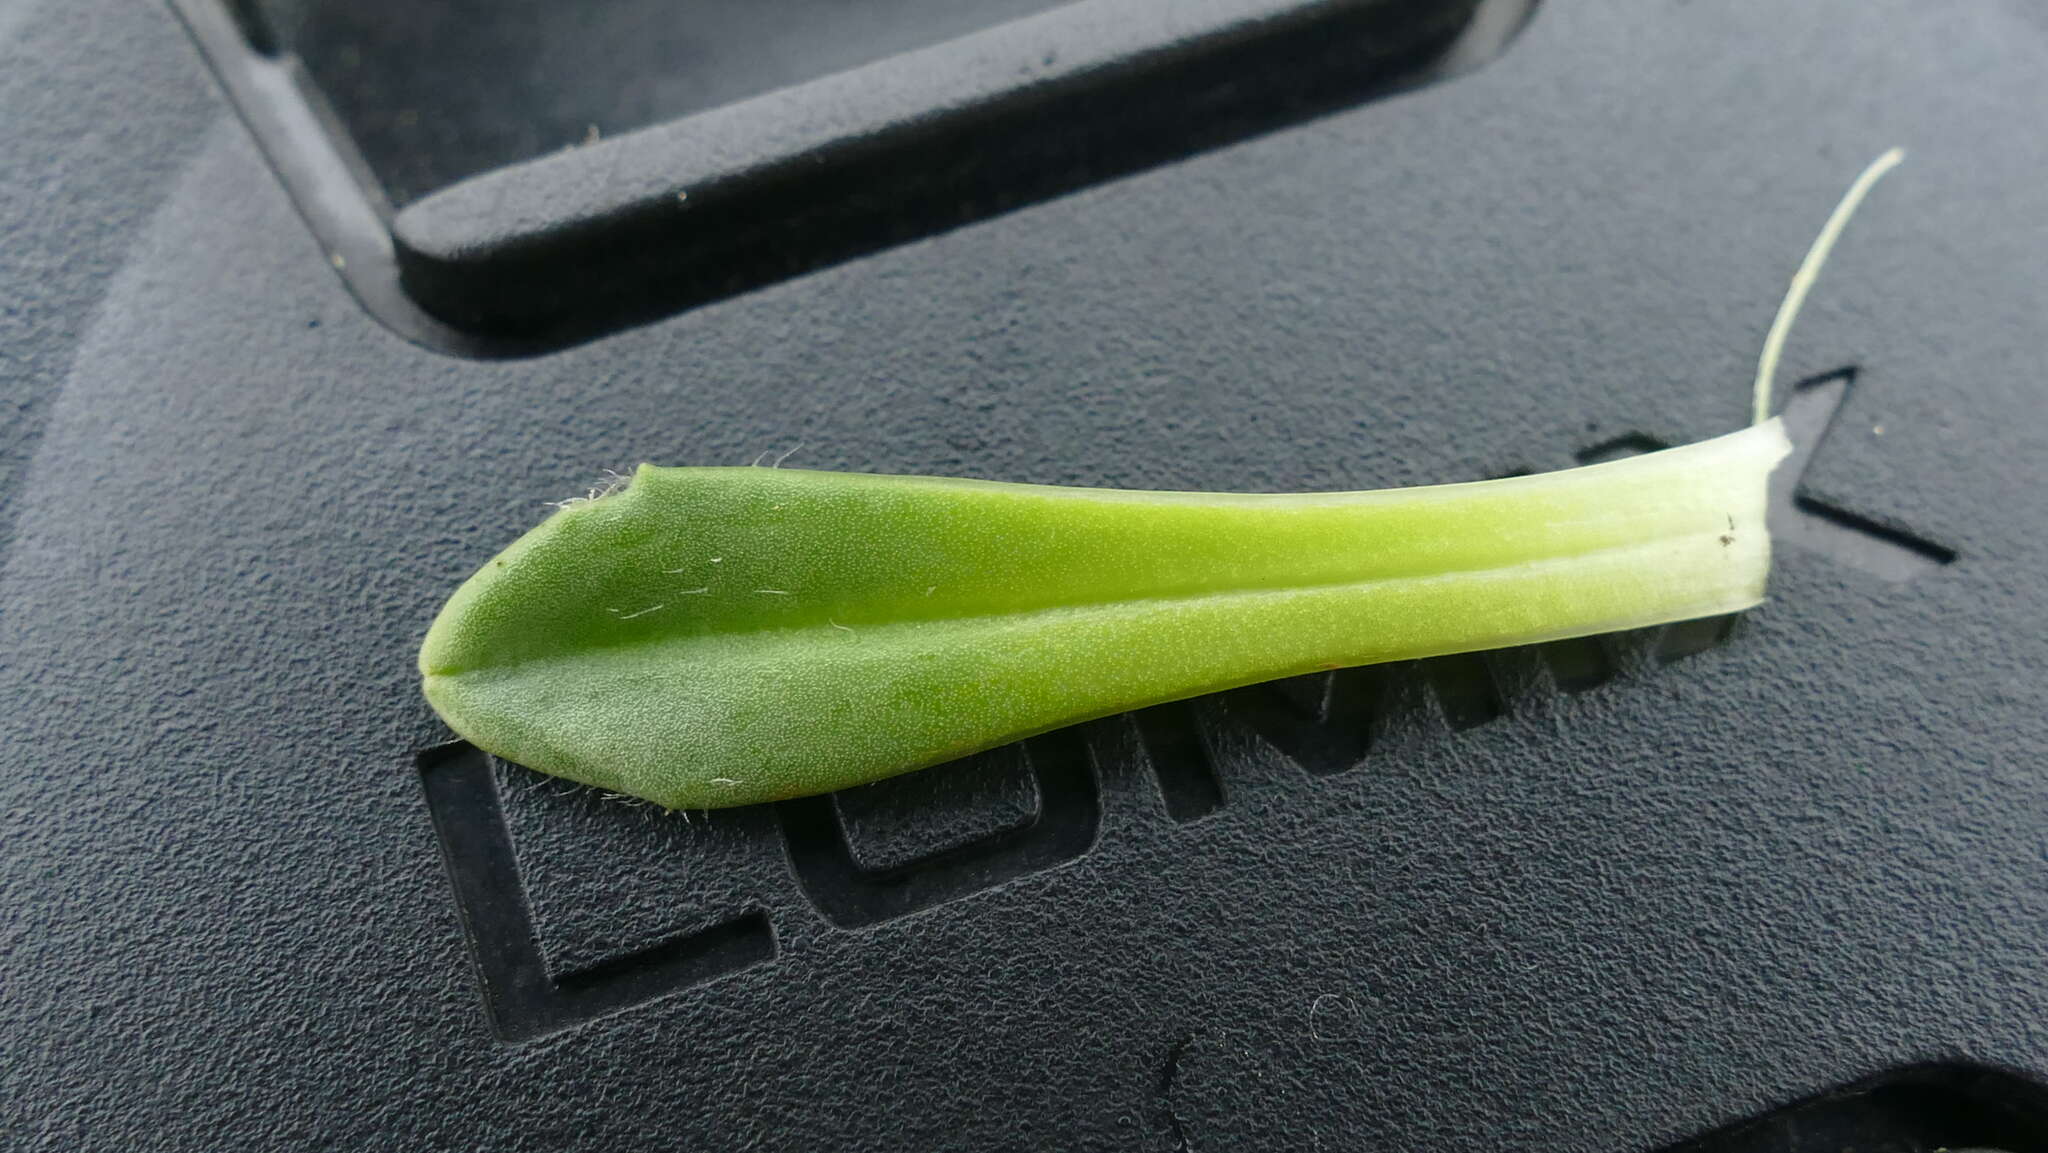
1308,992,1358,1042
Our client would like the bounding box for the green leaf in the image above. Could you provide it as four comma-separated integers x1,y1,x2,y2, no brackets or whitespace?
420,420,1790,809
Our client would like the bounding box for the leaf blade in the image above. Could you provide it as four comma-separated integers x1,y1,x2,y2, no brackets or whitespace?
421,420,1790,808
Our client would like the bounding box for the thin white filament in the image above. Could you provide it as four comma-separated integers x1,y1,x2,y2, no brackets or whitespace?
1753,147,1906,426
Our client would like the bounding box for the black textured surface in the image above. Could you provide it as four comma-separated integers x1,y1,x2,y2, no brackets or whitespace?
246,0,1081,205
4,0,2048,1150
0,0,218,562
385,0,1484,341
1664,1066,2048,1153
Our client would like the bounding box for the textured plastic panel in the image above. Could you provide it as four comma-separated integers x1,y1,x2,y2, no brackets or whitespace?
201,0,1493,347
4,0,2047,1149
239,0,1083,204
384,0,1482,339
176,0,1510,355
